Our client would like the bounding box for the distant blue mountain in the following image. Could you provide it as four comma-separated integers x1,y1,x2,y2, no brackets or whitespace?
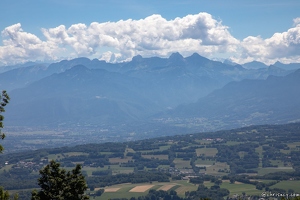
242,61,268,69
6,65,159,126
273,61,300,70
2,53,300,133
0,61,46,73
161,69,300,130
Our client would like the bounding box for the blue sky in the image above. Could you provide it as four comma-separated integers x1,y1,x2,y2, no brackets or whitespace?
0,0,300,65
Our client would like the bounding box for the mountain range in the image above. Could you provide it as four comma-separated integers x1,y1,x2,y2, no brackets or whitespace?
2,53,300,135
161,69,300,130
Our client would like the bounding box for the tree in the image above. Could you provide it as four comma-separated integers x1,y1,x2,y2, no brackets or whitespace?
31,160,89,200
0,91,14,200
0,186,18,200
0,187,9,200
94,189,104,197
214,179,222,186
0,90,10,153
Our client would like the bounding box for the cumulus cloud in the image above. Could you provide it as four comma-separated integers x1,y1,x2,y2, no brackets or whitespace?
0,13,240,65
232,17,300,64
0,23,61,65
293,17,300,26
1,13,300,65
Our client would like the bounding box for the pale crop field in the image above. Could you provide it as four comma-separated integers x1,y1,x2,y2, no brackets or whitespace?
109,157,132,164
129,185,154,192
142,154,168,160
95,180,198,199
104,188,121,192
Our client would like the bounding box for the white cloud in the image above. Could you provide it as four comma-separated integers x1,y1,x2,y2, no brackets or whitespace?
1,13,300,65
0,13,240,65
232,17,300,64
0,23,60,65
99,51,122,63
293,17,300,26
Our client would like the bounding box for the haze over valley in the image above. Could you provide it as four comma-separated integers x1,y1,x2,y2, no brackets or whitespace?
0,53,299,152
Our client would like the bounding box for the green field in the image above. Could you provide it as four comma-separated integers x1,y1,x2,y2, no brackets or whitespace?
159,145,171,151
0,164,13,173
173,158,191,169
109,157,133,164
255,146,263,157
226,141,242,146
196,148,218,157
109,165,134,175
203,181,260,196
287,142,300,150
255,146,263,167
221,182,259,195
195,139,212,145
205,162,230,175
125,147,135,153
270,160,285,167
270,180,300,193
257,167,294,176
82,166,111,176
63,152,89,157
75,165,135,176
47,153,64,160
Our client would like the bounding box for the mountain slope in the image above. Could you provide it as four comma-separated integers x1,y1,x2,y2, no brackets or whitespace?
2,53,299,132
0,58,122,92
0,64,50,91
5,65,159,126
242,61,268,69
273,61,300,70
163,69,300,128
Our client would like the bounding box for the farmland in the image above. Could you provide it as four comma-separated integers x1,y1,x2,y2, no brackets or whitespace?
1,123,300,199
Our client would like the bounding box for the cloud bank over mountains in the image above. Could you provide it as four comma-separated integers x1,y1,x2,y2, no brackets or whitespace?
1,12,300,66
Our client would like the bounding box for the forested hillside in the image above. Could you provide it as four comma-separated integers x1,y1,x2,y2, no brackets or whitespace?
1,122,300,199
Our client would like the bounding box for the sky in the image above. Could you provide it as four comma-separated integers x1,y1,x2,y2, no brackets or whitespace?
0,0,300,66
